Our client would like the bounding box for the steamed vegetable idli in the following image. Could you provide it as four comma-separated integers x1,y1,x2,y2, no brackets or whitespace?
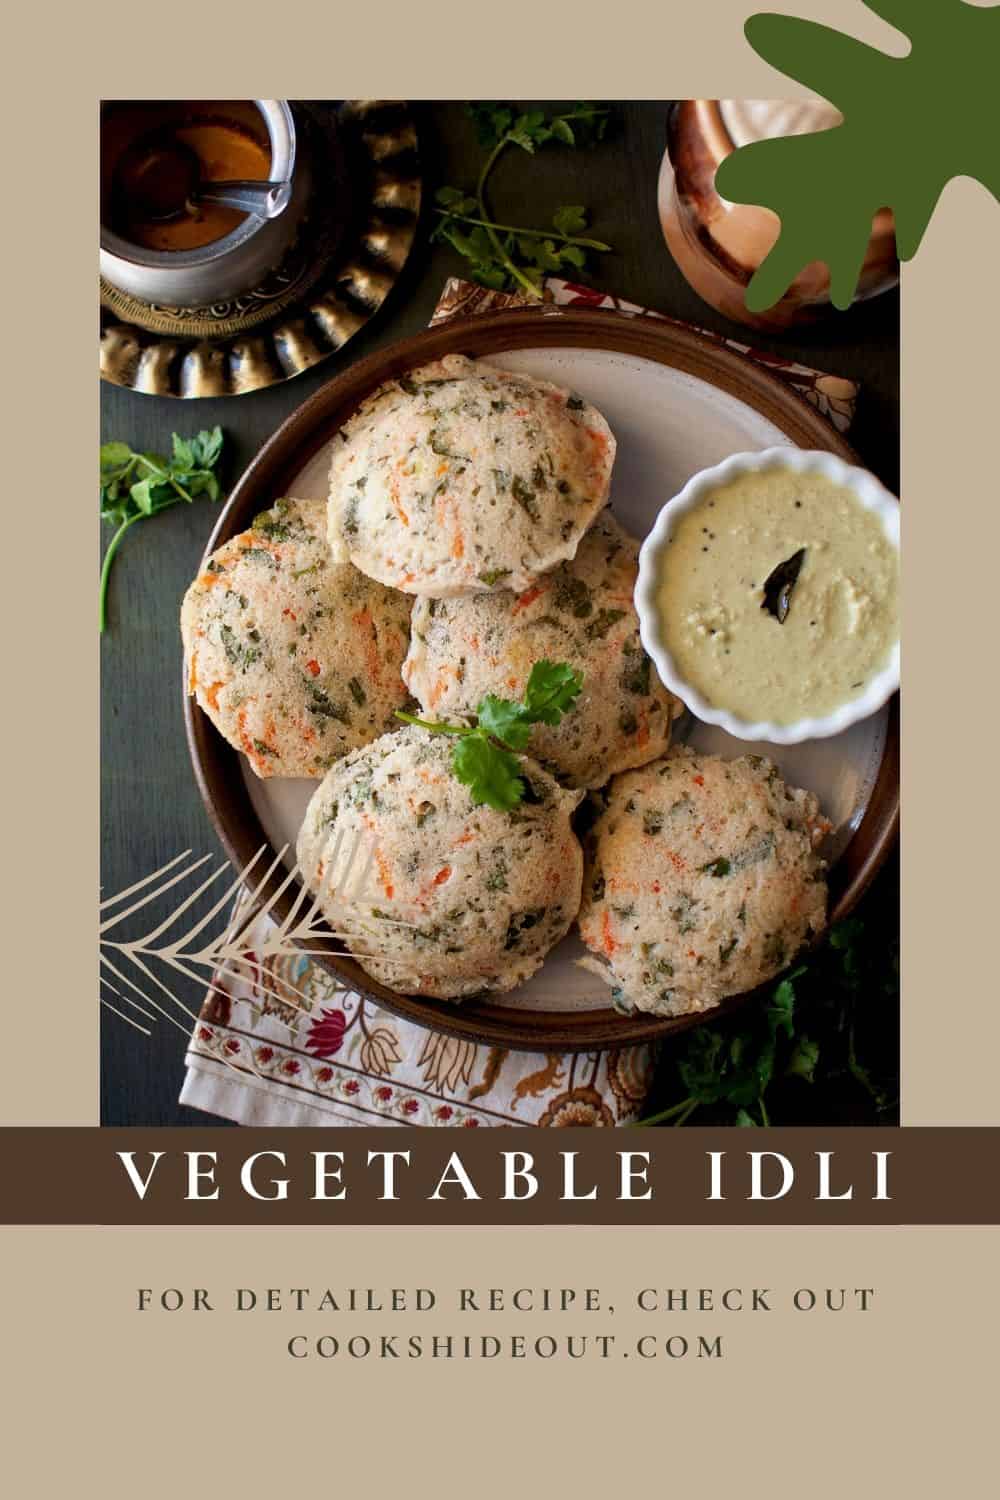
181,497,412,778
296,724,584,999
578,748,829,1016
403,512,679,788
327,354,616,597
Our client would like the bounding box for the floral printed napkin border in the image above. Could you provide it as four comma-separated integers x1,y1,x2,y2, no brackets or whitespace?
180,275,858,1128
180,924,655,1127
431,276,859,432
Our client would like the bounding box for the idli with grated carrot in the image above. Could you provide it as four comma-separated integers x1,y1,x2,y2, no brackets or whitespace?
327,354,616,597
182,497,412,778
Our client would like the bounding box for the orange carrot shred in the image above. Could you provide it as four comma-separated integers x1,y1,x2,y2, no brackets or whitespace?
512,584,545,614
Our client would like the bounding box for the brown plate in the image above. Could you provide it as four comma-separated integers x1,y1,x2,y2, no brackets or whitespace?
184,306,899,1051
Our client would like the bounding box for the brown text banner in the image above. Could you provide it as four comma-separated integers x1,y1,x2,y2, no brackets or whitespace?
0,1129,996,1225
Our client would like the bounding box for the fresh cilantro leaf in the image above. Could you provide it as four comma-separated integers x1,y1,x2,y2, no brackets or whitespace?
438,223,477,259
553,204,587,236
507,110,549,153
129,478,157,516
521,237,564,273
787,1035,820,1083
477,695,534,751
564,103,610,147
634,916,897,1128
436,186,476,214
558,244,586,270
190,426,223,470
521,660,584,724
767,974,799,1040
830,917,864,951
99,428,225,634
473,264,509,291
452,732,524,811
395,659,583,812
677,1030,728,1104
100,441,134,477
464,226,494,262
193,471,221,502
434,104,613,298
468,103,513,148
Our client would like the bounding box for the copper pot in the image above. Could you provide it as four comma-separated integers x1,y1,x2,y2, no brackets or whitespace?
658,100,898,332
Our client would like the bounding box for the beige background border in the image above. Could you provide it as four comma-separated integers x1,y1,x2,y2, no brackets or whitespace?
7,0,997,1125
3,1223,997,1495
3,2,997,1490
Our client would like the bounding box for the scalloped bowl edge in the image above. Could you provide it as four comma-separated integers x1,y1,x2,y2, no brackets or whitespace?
635,447,900,745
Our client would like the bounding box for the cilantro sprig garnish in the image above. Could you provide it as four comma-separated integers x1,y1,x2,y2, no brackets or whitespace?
396,660,583,811
635,917,898,1128
433,103,613,298
99,428,224,633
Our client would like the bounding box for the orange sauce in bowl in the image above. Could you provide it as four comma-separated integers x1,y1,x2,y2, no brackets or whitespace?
103,105,272,253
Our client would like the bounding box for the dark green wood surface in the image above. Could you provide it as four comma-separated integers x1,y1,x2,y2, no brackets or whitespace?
100,101,899,1125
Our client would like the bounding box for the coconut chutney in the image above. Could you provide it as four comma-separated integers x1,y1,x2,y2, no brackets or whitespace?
655,467,899,725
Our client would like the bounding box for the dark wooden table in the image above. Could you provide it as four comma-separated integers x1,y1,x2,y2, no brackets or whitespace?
101,101,899,1125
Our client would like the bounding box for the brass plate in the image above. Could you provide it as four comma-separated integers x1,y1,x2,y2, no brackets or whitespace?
100,101,421,398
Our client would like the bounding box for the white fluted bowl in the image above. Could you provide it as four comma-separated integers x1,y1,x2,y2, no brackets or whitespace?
635,447,900,745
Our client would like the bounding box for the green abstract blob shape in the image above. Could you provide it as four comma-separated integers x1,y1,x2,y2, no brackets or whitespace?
715,0,1000,311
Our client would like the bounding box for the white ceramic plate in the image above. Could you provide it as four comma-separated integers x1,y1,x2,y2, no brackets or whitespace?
239,346,887,1014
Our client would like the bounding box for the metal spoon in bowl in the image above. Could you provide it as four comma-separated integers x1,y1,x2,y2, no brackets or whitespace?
114,138,293,224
